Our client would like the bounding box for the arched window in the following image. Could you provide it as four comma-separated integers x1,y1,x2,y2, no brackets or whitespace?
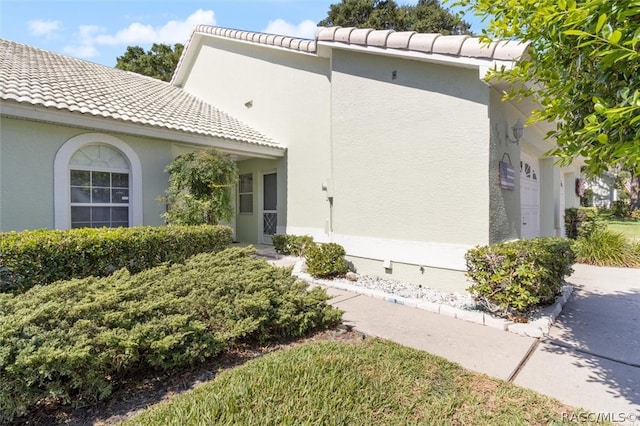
54,134,142,229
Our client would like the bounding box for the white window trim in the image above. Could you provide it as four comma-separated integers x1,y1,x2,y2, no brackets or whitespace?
238,173,254,215
54,133,143,229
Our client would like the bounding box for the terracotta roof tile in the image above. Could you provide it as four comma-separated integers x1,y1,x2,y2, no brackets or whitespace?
0,38,279,148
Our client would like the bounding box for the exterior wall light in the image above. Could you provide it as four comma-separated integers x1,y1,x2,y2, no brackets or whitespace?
509,119,524,144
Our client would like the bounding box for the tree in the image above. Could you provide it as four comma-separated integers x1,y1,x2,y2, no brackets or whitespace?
115,43,184,81
319,0,470,35
452,0,640,175
161,150,238,226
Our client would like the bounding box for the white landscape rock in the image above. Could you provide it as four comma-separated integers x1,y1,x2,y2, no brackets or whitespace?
290,258,572,337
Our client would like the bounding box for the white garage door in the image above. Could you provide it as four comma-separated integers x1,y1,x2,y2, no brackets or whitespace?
559,175,566,237
520,154,540,239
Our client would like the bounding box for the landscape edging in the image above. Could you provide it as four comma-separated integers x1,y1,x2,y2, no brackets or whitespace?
292,259,573,338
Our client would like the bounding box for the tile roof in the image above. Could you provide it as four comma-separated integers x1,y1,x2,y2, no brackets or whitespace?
191,25,317,53
316,27,530,61
182,25,529,62
0,38,278,148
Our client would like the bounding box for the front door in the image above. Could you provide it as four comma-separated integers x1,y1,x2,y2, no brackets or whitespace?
520,154,540,239
262,172,277,244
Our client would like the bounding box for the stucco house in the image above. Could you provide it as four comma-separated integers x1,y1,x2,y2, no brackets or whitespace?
0,25,582,292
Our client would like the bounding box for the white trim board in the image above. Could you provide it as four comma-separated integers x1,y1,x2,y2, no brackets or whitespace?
285,226,470,271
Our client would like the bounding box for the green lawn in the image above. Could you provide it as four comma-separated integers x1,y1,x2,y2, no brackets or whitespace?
123,339,599,425
605,217,640,240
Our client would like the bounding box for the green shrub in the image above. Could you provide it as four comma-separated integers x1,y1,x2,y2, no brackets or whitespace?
564,207,605,239
465,238,575,316
0,225,232,293
306,242,350,279
612,200,631,218
272,234,315,256
0,247,342,422
573,228,640,267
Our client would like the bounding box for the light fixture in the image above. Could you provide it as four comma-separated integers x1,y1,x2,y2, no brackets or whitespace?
244,100,253,108
508,119,524,144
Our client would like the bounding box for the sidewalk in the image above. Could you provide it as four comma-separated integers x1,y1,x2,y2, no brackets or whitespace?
321,264,640,418
261,248,640,418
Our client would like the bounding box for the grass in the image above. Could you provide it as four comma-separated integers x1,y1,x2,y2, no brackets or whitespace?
603,217,640,240
573,227,640,267
123,339,597,425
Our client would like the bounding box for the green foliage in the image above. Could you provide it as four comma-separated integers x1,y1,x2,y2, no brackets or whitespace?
0,225,232,293
580,188,594,207
0,247,342,421
465,238,575,316
305,243,350,279
612,199,631,218
125,339,581,426
564,207,605,239
573,228,640,267
319,0,470,34
115,43,184,81
161,150,238,226
272,234,315,257
451,0,640,174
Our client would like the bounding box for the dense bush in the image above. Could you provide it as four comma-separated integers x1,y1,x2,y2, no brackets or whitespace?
306,242,350,279
465,238,575,316
0,225,232,293
612,199,631,218
573,228,640,267
0,247,342,421
564,207,605,239
272,234,315,256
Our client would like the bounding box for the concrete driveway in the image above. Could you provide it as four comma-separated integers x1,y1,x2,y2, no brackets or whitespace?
514,263,640,419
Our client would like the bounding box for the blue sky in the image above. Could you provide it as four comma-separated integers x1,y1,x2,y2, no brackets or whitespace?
0,0,484,67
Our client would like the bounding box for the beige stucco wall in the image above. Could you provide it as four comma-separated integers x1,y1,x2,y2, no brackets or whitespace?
487,90,584,241
0,117,174,231
488,89,521,243
180,38,332,237
329,50,492,255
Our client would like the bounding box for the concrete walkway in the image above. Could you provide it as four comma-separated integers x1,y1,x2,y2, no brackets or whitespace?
321,263,640,419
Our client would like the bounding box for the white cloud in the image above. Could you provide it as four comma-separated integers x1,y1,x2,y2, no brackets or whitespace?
63,44,99,59
28,19,61,37
263,19,318,39
61,25,102,58
63,9,216,59
94,9,215,46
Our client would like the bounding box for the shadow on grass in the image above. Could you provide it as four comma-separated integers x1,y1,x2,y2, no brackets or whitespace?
542,268,640,412
16,328,363,426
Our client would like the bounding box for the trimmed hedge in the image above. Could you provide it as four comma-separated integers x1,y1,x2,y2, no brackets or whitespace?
0,225,232,293
272,234,314,257
0,246,342,421
465,238,575,316
306,243,350,279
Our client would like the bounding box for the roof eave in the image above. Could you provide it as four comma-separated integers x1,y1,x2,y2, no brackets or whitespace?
1,101,286,159
171,27,318,88
319,40,521,82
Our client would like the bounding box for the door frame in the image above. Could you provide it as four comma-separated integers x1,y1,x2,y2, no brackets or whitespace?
520,152,540,239
260,170,278,244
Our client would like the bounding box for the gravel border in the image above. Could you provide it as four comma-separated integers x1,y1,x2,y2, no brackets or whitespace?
290,258,573,338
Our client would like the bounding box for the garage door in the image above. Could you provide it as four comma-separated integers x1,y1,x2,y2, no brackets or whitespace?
520,154,540,239
559,175,566,237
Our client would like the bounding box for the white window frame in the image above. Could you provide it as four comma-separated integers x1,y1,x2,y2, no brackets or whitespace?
238,173,254,214
69,167,130,228
54,133,142,229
